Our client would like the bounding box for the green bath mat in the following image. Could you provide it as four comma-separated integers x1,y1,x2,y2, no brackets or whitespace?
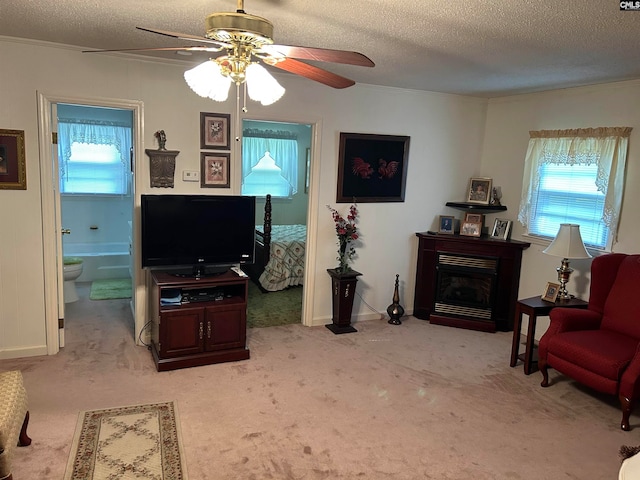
89,278,132,300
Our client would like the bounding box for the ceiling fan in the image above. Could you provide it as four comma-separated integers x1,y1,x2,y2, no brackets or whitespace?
84,0,374,104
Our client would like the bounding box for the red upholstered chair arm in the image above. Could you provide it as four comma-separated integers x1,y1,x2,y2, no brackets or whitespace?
620,343,640,402
547,307,602,334
539,307,603,370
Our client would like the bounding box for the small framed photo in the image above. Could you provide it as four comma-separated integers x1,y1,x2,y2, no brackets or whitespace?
542,282,561,303
0,129,26,190
460,221,482,237
200,152,230,188
466,177,492,205
490,218,512,240
464,212,484,224
438,215,455,234
200,112,231,150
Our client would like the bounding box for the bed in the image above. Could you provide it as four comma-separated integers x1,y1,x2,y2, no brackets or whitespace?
243,194,307,292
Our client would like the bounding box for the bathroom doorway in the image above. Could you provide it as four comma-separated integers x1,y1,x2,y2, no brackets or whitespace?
57,104,135,337
37,92,143,353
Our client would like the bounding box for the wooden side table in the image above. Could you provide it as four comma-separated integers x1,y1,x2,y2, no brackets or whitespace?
510,296,588,375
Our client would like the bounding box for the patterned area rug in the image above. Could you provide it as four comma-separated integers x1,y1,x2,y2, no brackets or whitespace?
64,402,187,480
89,278,132,300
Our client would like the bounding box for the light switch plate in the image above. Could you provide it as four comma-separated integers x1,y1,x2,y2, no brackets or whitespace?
183,170,200,182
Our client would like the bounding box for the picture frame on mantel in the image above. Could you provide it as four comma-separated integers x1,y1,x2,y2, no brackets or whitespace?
200,112,231,150
0,129,26,190
438,215,455,234
490,218,512,240
336,132,410,203
460,221,482,237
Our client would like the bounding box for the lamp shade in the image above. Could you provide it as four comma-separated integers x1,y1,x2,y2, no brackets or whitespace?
542,224,592,259
245,63,285,106
184,60,232,102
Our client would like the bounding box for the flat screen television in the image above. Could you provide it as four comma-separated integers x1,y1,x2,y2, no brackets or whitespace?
141,194,256,277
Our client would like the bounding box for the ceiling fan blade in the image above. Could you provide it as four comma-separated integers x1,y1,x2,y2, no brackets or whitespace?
262,44,374,67
82,46,220,54
136,27,227,48
269,58,356,89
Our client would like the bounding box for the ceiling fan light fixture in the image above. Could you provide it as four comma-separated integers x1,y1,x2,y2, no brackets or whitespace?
245,63,285,105
184,60,232,101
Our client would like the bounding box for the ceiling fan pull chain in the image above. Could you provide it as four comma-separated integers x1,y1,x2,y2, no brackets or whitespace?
235,83,242,142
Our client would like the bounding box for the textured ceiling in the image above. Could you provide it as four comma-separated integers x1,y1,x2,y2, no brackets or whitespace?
2,0,640,97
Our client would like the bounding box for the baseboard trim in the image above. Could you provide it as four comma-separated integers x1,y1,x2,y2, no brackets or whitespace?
0,345,48,360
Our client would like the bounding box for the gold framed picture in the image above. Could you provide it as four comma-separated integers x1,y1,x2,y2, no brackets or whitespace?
460,221,482,237
542,282,560,302
464,212,484,224
438,215,455,234
0,129,26,190
466,177,492,205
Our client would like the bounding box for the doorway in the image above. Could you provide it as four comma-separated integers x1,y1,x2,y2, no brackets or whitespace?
241,119,311,327
57,104,134,335
37,92,144,354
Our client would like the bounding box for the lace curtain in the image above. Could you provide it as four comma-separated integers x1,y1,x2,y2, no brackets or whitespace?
518,127,631,244
241,130,298,196
58,119,132,192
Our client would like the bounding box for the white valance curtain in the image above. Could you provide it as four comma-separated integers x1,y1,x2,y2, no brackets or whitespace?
518,127,631,243
241,136,298,195
58,119,132,193
58,119,131,166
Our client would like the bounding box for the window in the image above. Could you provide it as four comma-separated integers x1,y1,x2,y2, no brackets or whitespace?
518,127,631,251
58,121,132,195
241,127,298,198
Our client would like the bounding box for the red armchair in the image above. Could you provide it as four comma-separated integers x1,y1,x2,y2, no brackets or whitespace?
539,253,640,431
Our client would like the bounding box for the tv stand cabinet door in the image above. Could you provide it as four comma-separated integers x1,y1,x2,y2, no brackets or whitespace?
159,307,204,358
204,305,246,351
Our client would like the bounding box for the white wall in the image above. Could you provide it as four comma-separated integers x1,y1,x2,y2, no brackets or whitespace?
482,80,640,338
0,37,488,358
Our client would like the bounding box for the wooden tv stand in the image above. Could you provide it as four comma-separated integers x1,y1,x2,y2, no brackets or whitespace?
148,270,250,371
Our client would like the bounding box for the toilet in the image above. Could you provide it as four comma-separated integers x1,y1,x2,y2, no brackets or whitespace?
63,257,84,303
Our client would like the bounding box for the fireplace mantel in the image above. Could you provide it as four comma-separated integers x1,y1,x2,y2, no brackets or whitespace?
413,232,530,332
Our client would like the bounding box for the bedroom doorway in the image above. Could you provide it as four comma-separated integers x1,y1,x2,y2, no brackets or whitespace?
241,119,311,327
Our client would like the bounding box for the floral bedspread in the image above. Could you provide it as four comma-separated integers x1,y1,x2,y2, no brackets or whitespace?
257,224,306,292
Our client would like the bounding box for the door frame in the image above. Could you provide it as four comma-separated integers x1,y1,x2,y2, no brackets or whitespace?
239,113,321,327
37,91,145,354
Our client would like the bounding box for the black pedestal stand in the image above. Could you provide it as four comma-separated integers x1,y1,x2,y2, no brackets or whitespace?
326,268,362,334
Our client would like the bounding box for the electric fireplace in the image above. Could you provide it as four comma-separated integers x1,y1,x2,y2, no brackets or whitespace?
413,233,530,332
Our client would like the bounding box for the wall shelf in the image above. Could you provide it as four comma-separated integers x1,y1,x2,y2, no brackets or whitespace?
446,202,507,214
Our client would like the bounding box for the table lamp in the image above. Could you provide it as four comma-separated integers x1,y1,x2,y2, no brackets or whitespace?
542,223,592,300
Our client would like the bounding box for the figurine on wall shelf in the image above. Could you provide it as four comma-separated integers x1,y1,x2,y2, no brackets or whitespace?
490,186,502,206
155,130,167,150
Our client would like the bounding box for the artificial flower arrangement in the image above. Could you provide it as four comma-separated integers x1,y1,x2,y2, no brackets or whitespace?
327,203,359,273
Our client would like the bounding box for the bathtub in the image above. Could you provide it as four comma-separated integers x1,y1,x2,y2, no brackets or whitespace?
63,242,131,282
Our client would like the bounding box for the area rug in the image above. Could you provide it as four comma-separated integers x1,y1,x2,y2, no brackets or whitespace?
89,278,132,300
64,401,187,480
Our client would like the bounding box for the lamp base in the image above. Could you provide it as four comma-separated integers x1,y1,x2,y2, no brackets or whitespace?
556,258,573,300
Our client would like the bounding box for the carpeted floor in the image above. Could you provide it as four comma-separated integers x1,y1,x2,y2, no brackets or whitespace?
89,278,132,300
246,280,302,328
3,290,635,479
65,401,186,479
